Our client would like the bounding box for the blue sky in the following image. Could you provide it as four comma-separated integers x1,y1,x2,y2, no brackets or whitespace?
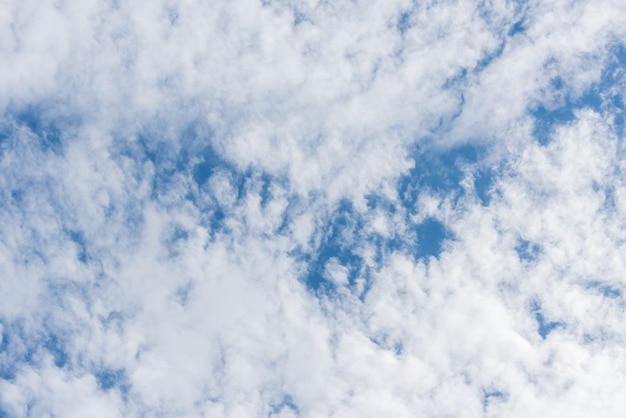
1,0,626,417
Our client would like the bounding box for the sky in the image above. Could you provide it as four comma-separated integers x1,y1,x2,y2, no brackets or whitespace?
1,0,626,417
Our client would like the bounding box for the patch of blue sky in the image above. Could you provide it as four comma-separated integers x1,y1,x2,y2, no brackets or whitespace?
531,44,626,144
0,325,12,380
441,70,469,93
604,45,626,138
515,239,541,262
163,224,190,259
95,367,128,392
304,200,365,293
9,188,25,206
396,10,413,36
585,281,622,299
233,170,275,209
364,194,406,260
0,357,18,381
413,218,453,260
130,134,187,201
100,311,125,337
116,120,207,180
482,389,507,410
474,167,496,206
1,104,82,156
67,229,89,264
186,140,284,237
531,300,563,339
368,334,404,356
473,41,506,75
399,143,486,207
270,394,299,416
44,334,69,369
0,186,24,218
195,168,278,238
0,327,7,353
258,174,274,208
594,182,619,213
174,281,193,307
304,198,454,295
0,118,13,148
292,9,309,26
530,81,578,146
508,18,525,36
191,145,228,187
0,321,67,381
12,107,63,154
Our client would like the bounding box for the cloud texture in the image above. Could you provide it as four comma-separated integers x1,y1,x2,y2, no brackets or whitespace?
1,0,626,416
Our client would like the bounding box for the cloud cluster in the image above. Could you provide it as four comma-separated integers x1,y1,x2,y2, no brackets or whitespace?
1,0,626,416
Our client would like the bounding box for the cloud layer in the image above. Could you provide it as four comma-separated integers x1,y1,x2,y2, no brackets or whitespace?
1,0,626,416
